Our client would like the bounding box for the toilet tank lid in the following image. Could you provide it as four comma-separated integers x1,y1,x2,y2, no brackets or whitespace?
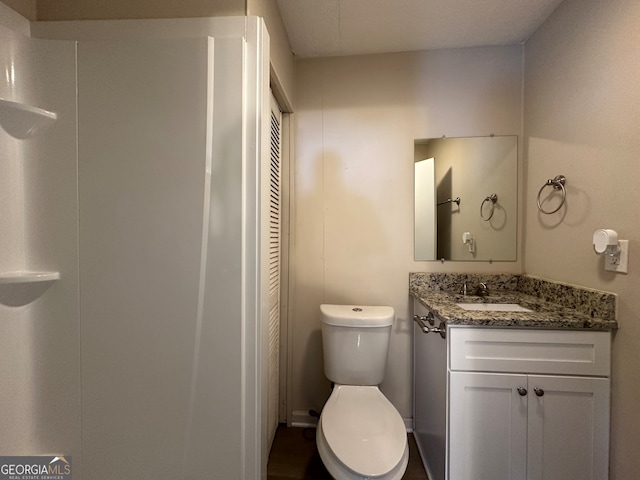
320,304,394,327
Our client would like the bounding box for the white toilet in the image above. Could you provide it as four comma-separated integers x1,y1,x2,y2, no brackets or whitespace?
316,304,409,480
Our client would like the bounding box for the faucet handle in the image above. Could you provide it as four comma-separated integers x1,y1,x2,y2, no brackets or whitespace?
474,282,489,296
460,282,468,295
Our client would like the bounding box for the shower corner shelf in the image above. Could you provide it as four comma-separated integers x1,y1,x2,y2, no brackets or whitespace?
0,98,58,139
0,271,61,284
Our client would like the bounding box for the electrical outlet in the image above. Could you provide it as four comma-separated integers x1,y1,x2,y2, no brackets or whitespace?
605,239,629,273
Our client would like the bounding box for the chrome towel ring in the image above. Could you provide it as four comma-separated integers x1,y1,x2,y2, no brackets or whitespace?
536,175,566,214
480,193,498,221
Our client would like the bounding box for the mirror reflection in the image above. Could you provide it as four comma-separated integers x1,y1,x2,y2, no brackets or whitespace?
414,135,517,261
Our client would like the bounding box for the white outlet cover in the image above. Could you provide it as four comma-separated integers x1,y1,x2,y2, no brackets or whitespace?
605,239,629,273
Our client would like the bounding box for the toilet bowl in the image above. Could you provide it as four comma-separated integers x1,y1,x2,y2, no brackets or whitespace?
316,385,409,480
317,304,408,480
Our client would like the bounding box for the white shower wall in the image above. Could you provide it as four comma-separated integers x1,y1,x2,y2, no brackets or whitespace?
77,37,216,480
0,17,80,464
0,14,272,480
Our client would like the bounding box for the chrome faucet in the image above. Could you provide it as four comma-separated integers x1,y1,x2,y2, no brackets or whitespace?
474,282,489,297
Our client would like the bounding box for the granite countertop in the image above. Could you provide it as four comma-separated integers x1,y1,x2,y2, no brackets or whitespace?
410,273,618,331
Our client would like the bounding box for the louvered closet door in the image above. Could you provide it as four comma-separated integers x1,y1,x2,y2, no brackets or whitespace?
267,92,282,447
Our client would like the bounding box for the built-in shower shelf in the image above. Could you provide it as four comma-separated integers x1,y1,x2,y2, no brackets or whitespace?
0,271,60,284
0,99,57,139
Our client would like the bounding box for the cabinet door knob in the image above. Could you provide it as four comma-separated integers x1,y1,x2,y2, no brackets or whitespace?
534,387,545,397
517,387,527,396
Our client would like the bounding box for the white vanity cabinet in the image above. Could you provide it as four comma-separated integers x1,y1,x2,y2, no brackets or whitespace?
448,327,611,480
413,299,612,480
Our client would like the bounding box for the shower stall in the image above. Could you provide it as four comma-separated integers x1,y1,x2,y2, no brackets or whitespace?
0,13,272,480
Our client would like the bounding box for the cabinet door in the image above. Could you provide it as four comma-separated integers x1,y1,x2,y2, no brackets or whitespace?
527,375,610,480
414,312,448,480
449,372,528,480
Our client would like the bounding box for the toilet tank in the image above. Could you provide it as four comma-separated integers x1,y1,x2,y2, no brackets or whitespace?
320,304,394,386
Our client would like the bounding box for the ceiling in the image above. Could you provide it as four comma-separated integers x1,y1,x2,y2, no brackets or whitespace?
276,0,565,58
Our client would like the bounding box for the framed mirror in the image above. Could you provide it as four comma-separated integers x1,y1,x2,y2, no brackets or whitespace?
414,135,517,261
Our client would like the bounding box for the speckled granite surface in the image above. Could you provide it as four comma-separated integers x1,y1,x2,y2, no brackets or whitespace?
409,273,617,331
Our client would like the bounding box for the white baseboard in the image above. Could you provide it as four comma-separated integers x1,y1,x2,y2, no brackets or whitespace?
404,417,414,432
291,410,318,428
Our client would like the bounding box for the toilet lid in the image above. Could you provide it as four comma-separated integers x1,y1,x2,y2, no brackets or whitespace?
321,385,407,477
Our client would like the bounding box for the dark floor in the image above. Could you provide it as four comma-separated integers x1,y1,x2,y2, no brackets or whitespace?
267,425,429,480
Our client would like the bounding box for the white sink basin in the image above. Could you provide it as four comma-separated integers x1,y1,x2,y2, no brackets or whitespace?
456,303,532,313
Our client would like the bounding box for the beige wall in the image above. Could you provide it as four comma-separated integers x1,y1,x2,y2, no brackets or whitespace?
36,0,244,20
523,0,640,477
292,47,523,423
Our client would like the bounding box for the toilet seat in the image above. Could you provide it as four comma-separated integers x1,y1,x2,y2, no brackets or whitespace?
319,385,407,478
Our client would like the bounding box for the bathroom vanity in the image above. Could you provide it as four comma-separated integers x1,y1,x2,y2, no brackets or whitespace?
410,273,617,480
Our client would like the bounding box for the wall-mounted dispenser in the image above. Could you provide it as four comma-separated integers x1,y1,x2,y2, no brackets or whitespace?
593,229,629,273
462,231,475,254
